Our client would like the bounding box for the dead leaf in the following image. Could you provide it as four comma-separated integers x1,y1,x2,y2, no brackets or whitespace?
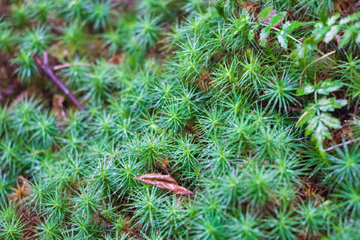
53,94,68,123
238,160,248,166
7,176,31,204
270,193,280,206
134,174,194,196
156,157,169,168
107,52,126,65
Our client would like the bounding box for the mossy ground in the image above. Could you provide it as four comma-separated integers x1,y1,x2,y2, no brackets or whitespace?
1,0,360,239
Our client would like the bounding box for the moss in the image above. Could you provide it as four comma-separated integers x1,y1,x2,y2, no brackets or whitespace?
0,0,360,239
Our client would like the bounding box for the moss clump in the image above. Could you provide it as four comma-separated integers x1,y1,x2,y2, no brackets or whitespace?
1,0,360,239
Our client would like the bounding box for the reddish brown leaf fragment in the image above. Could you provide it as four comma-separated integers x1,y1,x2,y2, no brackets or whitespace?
136,173,177,184
7,176,31,204
53,94,68,123
156,157,169,168
134,173,194,196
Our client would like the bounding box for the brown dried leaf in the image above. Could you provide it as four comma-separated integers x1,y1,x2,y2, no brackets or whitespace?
53,94,68,123
136,173,177,184
107,52,126,65
238,160,248,166
156,157,169,168
7,176,31,204
134,173,194,196
241,1,259,12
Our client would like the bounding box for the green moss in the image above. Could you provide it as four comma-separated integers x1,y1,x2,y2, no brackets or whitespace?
0,0,360,239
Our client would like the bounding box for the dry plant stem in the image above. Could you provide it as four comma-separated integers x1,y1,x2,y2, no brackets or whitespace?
105,152,121,160
325,137,360,152
53,62,91,71
98,211,112,224
33,52,85,110
299,50,336,87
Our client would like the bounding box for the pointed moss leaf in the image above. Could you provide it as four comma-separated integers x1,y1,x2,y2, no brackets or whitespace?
258,6,273,19
214,3,227,22
296,83,315,96
320,113,341,129
231,21,246,38
317,79,343,94
283,21,302,33
277,31,288,48
324,25,340,43
297,105,316,127
260,26,271,46
269,12,286,26
327,14,340,26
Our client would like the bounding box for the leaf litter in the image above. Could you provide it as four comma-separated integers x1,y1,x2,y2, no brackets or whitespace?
134,173,194,196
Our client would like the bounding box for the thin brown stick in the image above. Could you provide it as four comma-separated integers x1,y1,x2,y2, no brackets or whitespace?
105,152,121,160
325,138,360,152
97,210,112,224
53,62,91,71
33,52,85,110
299,51,336,87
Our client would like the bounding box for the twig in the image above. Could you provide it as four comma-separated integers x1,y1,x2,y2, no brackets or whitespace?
33,52,85,110
299,51,336,87
325,137,360,152
97,210,112,224
105,152,121,160
53,62,91,71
